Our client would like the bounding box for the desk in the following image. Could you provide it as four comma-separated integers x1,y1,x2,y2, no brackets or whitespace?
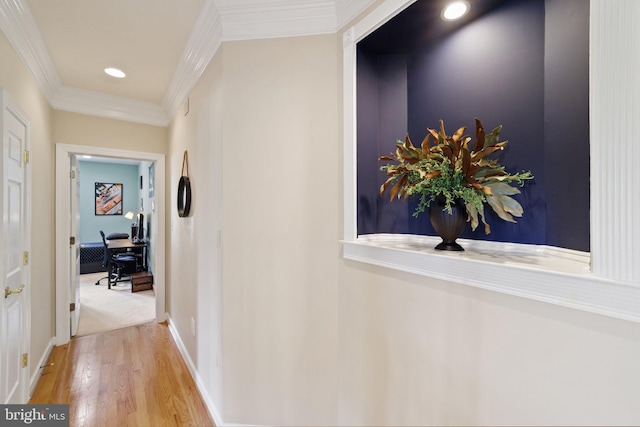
106,239,148,289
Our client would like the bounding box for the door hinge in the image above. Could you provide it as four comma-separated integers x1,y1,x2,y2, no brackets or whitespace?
24,150,29,164
70,302,76,312
23,252,29,265
70,236,76,245
70,170,76,179
22,353,28,368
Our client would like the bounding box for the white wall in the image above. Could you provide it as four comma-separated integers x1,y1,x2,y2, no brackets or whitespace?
168,41,225,417
167,34,340,425
221,35,340,425
52,110,167,153
338,263,640,425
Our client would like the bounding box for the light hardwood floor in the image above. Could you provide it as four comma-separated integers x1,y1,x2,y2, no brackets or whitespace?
29,322,215,427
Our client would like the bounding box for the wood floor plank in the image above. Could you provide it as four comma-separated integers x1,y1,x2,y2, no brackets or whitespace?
29,322,215,427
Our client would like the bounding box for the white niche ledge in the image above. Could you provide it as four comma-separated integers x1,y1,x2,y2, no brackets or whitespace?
343,235,640,323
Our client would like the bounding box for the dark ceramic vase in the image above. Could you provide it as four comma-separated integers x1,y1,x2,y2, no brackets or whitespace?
428,197,466,251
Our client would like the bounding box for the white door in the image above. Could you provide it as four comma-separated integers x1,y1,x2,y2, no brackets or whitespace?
0,90,30,404
70,156,80,336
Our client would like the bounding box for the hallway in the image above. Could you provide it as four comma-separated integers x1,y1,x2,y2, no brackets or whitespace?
29,322,214,426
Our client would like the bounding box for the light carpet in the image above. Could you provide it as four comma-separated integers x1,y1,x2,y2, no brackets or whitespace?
76,272,155,337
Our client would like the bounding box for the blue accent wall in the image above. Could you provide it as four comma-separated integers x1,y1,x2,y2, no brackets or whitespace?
78,161,140,243
543,0,590,250
358,52,411,234
356,0,590,251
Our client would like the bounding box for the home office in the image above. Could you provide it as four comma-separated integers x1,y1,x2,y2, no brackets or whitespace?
76,157,156,336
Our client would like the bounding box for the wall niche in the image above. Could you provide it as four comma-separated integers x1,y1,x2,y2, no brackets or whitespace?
356,0,590,252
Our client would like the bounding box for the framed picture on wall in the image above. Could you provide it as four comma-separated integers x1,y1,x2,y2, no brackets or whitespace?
95,182,123,215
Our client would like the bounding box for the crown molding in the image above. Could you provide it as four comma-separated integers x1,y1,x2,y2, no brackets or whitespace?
163,0,377,117
335,0,376,30
52,85,169,127
0,0,60,100
216,0,377,40
162,0,223,118
0,0,376,126
218,0,337,40
0,0,169,126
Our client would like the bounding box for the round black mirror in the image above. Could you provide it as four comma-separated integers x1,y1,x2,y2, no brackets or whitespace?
177,176,191,217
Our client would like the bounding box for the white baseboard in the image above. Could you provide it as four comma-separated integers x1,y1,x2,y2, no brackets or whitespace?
167,316,225,427
29,337,56,398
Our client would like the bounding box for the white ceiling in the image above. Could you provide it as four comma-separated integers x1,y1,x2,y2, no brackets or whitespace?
26,0,206,105
0,0,375,126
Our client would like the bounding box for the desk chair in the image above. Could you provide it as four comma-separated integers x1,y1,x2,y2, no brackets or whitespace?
95,231,137,287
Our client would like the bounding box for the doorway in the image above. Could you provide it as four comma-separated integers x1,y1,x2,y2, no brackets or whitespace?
55,144,166,345
74,156,156,336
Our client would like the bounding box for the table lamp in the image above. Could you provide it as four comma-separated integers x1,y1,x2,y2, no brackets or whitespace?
125,211,137,238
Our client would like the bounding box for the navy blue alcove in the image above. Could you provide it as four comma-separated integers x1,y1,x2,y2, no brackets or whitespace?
356,0,590,252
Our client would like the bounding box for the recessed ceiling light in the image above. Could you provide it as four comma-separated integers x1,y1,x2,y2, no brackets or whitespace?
104,67,126,78
442,1,470,21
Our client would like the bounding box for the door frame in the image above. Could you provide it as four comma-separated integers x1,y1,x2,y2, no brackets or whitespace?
69,155,80,336
55,143,166,345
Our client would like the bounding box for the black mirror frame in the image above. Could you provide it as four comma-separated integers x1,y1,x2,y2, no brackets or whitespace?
177,176,191,217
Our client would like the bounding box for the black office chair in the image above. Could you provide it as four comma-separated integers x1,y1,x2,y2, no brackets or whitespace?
95,231,137,287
